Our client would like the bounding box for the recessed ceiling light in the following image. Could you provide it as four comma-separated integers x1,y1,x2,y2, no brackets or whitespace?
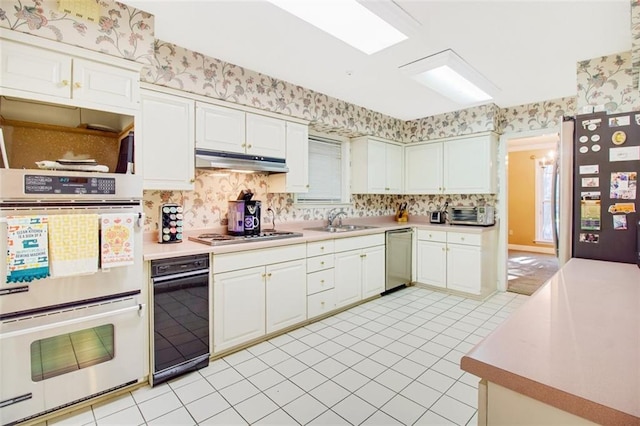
400,49,499,105
266,0,408,54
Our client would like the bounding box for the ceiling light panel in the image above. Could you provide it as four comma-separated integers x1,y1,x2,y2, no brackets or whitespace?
400,49,499,105
266,0,408,54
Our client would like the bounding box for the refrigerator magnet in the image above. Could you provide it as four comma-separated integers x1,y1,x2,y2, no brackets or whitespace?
579,233,599,243
579,146,589,154
591,144,601,152
609,115,630,127
611,131,626,145
579,136,589,143
579,164,599,174
613,215,628,230
610,172,637,200
607,203,636,214
590,134,600,142
582,177,599,187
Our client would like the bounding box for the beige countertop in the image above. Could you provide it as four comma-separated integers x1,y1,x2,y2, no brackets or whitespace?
461,258,640,425
143,215,496,260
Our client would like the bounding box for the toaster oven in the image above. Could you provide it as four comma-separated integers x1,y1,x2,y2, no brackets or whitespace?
448,206,495,226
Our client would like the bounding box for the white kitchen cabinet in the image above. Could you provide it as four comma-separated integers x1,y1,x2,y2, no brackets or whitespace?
196,102,245,153
213,266,266,353
268,122,309,193
306,240,336,319
0,39,139,110
266,259,307,334
334,234,386,309
404,132,498,195
351,137,403,194
212,244,306,353
415,228,496,297
141,90,195,190
246,113,286,158
405,143,443,194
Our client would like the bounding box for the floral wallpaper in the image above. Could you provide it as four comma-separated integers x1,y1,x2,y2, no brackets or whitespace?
142,39,405,141
577,50,640,114
499,96,576,134
143,170,496,232
402,104,501,142
631,0,640,88
0,0,154,62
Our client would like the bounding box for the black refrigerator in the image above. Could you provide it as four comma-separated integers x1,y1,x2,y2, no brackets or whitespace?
571,111,640,264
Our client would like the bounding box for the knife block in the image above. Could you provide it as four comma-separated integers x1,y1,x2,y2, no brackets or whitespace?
395,210,409,222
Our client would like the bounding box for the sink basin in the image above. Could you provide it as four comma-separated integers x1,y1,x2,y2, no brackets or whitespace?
305,225,377,233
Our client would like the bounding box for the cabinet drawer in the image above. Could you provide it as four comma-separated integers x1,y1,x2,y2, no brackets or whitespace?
447,232,481,246
307,269,334,295
307,240,334,257
334,233,385,252
307,254,334,273
214,244,305,272
308,289,336,319
417,229,447,242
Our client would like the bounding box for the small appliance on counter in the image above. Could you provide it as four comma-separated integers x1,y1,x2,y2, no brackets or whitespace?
158,203,184,243
227,189,262,236
448,205,495,226
430,202,448,224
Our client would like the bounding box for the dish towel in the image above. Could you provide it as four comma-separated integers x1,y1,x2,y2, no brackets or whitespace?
100,213,136,268
6,216,49,283
48,214,99,278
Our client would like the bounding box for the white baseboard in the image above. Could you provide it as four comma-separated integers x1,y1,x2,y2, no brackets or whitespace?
508,244,555,254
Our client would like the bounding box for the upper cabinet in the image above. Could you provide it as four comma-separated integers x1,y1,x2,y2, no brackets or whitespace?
268,122,309,193
0,37,140,112
195,103,286,158
405,132,498,195
351,137,403,194
140,89,195,190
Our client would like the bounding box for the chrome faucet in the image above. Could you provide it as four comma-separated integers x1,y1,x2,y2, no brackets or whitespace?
327,209,347,226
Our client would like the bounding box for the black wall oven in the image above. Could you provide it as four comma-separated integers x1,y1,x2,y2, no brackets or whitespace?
150,254,210,385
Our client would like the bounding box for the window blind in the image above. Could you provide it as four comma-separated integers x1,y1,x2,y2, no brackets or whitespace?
298,136,343,203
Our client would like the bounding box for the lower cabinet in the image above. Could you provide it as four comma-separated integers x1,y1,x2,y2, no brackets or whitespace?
212,245,306,353
334,234,385,309
306,240,336,319
416,228,496,297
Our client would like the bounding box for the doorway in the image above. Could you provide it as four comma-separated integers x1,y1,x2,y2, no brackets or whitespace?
502,132,560,295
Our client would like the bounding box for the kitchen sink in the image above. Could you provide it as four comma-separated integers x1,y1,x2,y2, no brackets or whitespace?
305,224,377,233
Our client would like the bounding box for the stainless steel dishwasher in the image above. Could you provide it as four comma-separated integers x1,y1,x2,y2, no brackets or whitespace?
385,228,413,291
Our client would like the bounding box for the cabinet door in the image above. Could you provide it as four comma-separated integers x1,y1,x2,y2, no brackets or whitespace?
266,259,307,334
246,113,286,158
196,103,245,153
367,140,387,193
416,240,447,288
141,91,195,190
0,40,71,98
443,135,495,194
361,245,385,299
213,267,265,353
268,122,309,193
72,59,139,109
405,143,443,194
446,243,482,295
334,250,363,308
386,143,404,193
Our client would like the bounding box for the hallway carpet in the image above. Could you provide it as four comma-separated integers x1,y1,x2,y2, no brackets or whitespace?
507,250,559,296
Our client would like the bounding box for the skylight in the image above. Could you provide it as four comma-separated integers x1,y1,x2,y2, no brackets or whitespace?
266,0,408,55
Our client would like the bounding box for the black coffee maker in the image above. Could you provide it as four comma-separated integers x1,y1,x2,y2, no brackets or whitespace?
244,200,261,236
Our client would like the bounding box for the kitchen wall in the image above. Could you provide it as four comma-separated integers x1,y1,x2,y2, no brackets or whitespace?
507,149,554,250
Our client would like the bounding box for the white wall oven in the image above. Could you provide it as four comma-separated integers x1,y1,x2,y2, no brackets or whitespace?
0,170,146,426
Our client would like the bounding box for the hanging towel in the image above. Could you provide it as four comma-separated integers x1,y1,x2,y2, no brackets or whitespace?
48,214,99,278
6,216,49,283
100,213,136,268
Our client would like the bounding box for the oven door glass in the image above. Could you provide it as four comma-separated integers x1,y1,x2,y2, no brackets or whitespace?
0,296,146,425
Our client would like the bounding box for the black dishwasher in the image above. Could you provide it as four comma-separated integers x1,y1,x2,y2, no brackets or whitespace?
150,254,210,385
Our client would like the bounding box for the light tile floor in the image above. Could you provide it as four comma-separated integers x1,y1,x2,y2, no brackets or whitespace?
46,287,527,426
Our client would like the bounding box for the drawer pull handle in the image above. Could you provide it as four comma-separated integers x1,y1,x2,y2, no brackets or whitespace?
320,280,325,284
61,79,69,86
267,273,272,278
429,234,432,238
247,144,252,149
461,237,465,241
321,301,325,306
262,273,266,278
74,82,82,89
320,246,324,250
320,261,325,265
242,143,246,148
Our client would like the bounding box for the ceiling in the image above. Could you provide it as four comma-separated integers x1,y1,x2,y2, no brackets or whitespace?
124,0,632,121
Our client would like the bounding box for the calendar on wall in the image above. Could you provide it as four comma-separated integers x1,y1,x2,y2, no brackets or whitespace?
57,0,100,22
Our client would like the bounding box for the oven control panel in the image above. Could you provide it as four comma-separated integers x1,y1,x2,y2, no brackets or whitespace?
24,175,116,195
